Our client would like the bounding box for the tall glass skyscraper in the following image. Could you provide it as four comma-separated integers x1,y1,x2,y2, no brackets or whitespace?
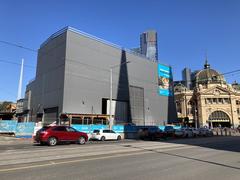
182,68,192,89
140,30,158,61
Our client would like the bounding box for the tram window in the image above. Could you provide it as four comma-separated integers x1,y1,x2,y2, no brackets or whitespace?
71,117,83,124
83,117,93,125
83,117,89,125
88,118,93,124
102,118,107,125
93,118,103,124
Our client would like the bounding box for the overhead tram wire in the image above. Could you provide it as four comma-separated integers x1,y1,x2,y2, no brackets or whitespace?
0,40,160,86
1,40,240,84
0,40,37,53
0,59,36,69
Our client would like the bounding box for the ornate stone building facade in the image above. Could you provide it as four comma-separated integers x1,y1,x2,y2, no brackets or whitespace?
174,61,240,128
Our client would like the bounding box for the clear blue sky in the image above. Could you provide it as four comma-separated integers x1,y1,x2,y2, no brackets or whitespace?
0,0,240,102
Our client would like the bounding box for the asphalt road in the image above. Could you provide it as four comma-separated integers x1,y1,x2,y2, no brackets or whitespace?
0,136,239,180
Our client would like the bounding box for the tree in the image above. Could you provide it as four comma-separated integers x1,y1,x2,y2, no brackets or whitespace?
0,101,13,112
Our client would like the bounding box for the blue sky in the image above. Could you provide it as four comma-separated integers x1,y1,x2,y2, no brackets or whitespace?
0,0,240,102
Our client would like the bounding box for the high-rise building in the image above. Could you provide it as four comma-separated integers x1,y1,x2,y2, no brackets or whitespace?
182,68,192,89
23,27,177,125
140,30,158,61
130,47,141,54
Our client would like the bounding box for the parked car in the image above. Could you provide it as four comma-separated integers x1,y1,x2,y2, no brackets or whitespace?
181,128,194,138
34,126,88,146
164,126,175,137
174,129,185,137
148,127,166,140
199,128,214,137
192,128,200,137
90,129,121,141
138,127,166,140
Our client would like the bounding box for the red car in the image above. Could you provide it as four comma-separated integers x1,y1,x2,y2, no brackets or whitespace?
34,126,88,146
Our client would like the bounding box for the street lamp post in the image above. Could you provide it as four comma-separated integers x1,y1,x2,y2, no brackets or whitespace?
109,61,130,130
194,106,198,129
209,108,213,129
109,68,113,130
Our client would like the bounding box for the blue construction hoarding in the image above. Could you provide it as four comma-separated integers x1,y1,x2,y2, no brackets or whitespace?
1,120,181,138
0,120,35,138
0,120,17,133
15,122,35,138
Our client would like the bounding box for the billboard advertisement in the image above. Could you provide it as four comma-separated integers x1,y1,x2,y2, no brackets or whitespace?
158,64,173,96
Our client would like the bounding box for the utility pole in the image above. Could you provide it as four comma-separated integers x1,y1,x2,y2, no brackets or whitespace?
109,68,113,129
17,58,24,100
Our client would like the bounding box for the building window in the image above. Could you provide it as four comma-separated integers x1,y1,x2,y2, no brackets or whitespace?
224,98,230,104
205,98,212,104
209,111,230,121
218,98,223,104
236,100,240,105
176,101,182,113
187,101,194,115
177,106,181,113
237,108,240,115
213,98,217,104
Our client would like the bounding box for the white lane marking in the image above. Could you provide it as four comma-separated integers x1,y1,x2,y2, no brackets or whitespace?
0,143,194,164
0,151,153,172
0,144,198,170
0,143,189,163
0,143,125,155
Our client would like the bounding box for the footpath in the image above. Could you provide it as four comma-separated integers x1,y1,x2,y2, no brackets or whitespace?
0,135,32,145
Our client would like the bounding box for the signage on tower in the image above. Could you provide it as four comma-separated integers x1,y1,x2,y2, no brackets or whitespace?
158,64,173,96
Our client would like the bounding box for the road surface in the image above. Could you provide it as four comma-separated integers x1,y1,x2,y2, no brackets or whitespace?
0,136,239,180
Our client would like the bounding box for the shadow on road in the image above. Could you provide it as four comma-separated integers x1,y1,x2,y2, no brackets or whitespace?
141,136,240,153
125,141,240,171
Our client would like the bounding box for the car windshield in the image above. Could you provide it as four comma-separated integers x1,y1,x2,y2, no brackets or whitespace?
165,126,173,130
66,127,77,132
39,126,50,132
93,130,100,133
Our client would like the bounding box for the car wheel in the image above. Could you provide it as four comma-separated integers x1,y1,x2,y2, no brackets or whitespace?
40,141,45,145
101,136,105,141
78,136,86,145
48,137,57,146
117,135,121,141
